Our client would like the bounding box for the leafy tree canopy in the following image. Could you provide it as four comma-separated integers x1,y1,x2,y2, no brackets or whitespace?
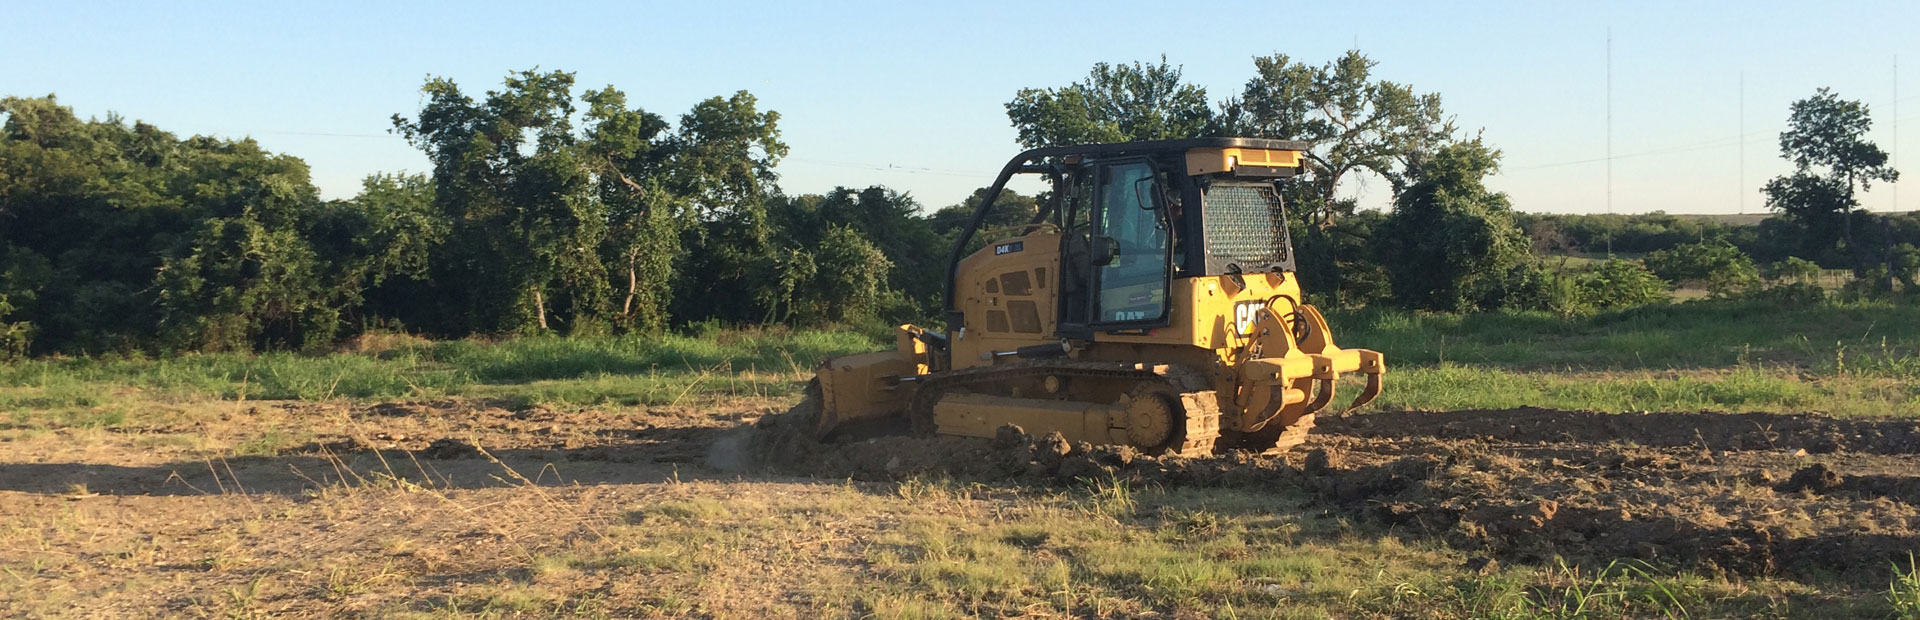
1763,88,1899,255
1005,57,1212,148
1370,140,1528,311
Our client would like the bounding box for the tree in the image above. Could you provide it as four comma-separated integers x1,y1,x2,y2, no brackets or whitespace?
1005,57,1213,148
154,206,334,351
393,69,613,334
926,187,1040,241
1763,88,1899,256
310,173,447,330
759,187,944,322
1370,140,1528,311
392,70,787,334
1,95,369,353
1895,244,1920,291
1218,51,1455,305
1220,51,1454,228
802,226,893,323
580,87,677,332
807,187,942,306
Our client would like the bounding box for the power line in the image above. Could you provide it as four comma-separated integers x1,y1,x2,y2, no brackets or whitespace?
1508,135,1747,171
1506,111,1920,173
781,157,983,179
251,131,401,141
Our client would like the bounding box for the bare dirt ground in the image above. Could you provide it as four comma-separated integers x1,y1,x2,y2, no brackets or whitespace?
755,404,1920,583
3,397,1918,617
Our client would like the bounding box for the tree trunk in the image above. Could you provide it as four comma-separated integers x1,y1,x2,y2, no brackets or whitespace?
1843,172,1857,252
1844,208,1856,250
620,247,639,320
533,288,549,330
1883,240,1897,294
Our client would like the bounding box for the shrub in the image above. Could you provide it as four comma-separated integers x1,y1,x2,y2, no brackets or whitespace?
1576,260,1669,309
1895,243,1920,290
1644,241,1761,297
1763,256,1822,285
1761,281,1829,305
0,294,29,359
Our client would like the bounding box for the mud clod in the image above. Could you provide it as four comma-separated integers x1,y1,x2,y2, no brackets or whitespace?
1777,463,1843,494
991,424,1029,450
423,438,477,460
1303,448,1335,474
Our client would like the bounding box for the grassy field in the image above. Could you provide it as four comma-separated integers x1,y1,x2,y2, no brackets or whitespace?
5,295,1916,432
1329,296,1920,417
4,297,1920,617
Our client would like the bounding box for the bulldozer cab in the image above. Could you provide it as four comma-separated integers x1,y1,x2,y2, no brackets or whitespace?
949,138,1306,347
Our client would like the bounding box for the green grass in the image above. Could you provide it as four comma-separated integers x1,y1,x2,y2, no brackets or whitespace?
4,296,1918,423
1329,296,1920,371
1369,365,1920,416
1893,554,1920,620
0,328,878,429
1324,296,1920,417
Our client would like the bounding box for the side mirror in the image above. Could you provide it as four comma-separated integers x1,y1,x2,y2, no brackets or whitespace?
1091,235,1121,267
1133,177,1159,211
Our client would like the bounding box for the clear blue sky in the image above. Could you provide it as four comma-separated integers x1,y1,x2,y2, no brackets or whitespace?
4,1,1915,214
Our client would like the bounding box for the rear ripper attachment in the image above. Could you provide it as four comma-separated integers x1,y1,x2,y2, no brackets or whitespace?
790,138,1385,457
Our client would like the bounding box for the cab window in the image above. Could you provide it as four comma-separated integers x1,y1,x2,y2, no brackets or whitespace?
1092,161,1170,324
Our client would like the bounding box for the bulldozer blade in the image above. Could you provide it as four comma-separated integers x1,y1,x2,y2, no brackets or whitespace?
810,398,843,440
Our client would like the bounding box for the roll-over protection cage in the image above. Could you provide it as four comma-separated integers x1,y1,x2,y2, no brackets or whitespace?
942,137,1311,349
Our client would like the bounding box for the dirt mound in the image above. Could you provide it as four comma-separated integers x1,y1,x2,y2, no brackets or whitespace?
719,402,1920,584
1325,407,1920,454
711,390,1125,481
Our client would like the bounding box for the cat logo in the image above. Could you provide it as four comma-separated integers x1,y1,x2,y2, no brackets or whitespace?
1232,300,1266,336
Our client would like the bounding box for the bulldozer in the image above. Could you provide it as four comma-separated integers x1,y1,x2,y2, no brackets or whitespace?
802,138,1384,456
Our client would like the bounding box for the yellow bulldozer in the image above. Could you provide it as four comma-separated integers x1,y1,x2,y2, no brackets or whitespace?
803,138,1383,456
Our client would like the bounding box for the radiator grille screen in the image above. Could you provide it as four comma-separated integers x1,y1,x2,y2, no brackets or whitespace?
1201,183,1294,273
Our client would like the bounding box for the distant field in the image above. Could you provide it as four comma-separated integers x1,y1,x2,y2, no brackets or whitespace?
1667,212,1772,226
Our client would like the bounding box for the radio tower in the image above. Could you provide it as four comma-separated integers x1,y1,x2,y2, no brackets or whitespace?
1605,27,1614,256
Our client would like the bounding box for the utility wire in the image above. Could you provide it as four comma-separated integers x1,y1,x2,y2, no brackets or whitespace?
256,130,402,139
781,157,983,179
1507,112,1920,173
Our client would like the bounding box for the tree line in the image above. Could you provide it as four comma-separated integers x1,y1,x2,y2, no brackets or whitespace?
0,71,1039,356
0,55,1906,357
